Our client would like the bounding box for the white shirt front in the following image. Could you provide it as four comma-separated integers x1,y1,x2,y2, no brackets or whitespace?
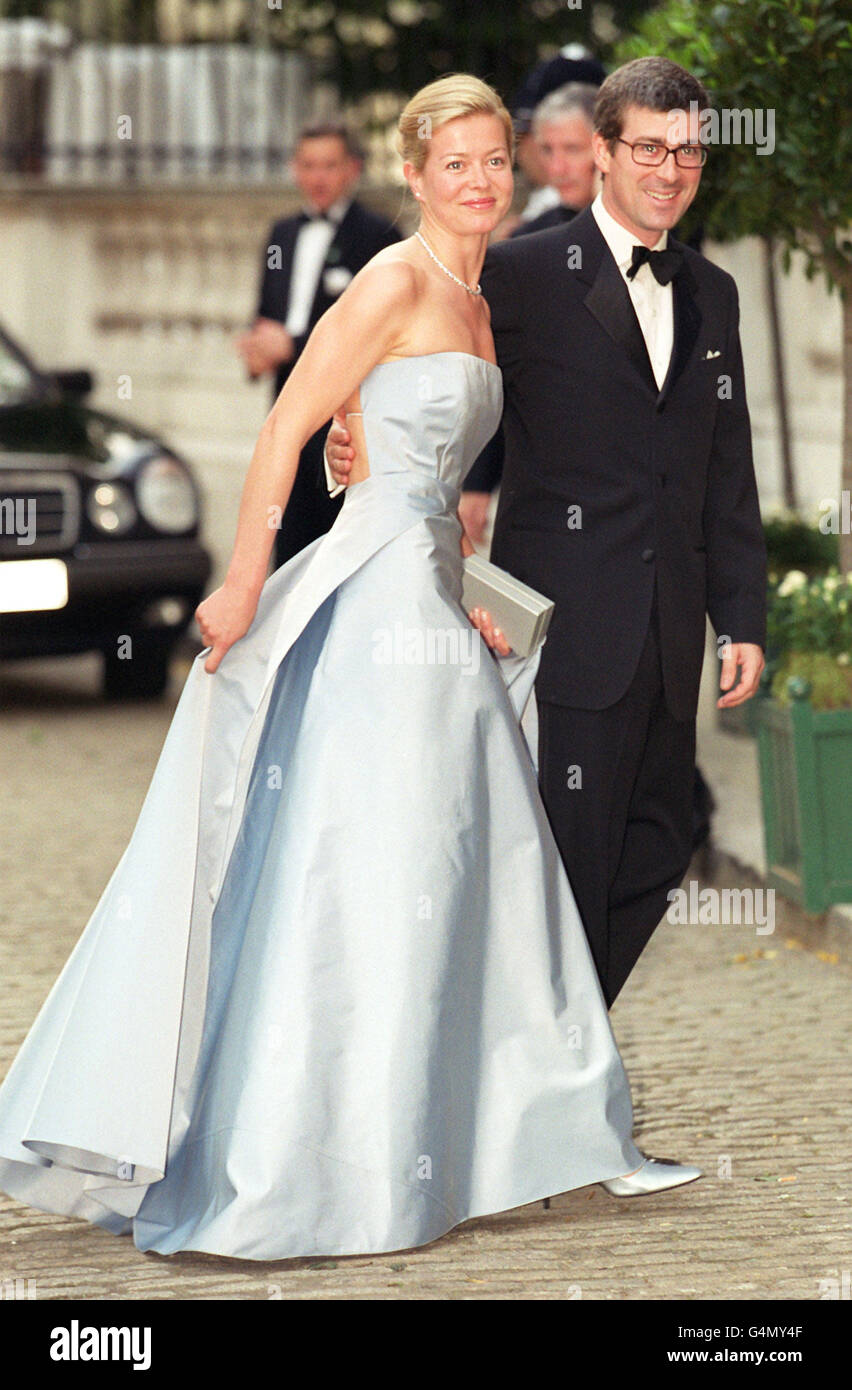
590,190,674,391
519,184,561,221
285,196,352,338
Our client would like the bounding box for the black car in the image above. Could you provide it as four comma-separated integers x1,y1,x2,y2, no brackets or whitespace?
0,322,211,697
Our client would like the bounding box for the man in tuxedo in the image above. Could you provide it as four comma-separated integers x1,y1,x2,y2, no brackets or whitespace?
326,57,767,1012
466,56,766,1006
236,122,401,568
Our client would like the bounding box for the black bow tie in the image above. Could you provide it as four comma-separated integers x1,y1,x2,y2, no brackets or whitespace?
298,210,333,225
626,244,684,285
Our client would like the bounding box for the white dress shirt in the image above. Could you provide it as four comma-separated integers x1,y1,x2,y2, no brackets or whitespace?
519,184,561,221
590,190,674,391
285,195,352,338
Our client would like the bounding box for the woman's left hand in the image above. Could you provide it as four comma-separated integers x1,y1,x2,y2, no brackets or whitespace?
469,607,512,657
195,581,261,673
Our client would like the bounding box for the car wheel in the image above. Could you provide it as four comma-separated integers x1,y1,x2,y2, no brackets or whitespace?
102,638,172,700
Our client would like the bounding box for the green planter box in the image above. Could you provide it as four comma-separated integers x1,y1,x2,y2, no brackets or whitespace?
752,684,852,913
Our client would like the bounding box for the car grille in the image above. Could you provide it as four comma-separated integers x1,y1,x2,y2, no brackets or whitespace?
0,471,81,556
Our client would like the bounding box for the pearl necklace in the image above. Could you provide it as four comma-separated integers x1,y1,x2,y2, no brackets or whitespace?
415,230,482,296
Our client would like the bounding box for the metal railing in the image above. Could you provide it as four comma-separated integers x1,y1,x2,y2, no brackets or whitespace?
0,16,312,182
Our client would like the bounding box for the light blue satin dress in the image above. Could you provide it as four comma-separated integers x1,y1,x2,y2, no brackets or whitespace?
0,352,642,1259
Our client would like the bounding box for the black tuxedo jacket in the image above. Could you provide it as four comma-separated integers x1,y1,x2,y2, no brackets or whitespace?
510,202,580,238
464,203,582,492
469,206,767,720
257,199,402,398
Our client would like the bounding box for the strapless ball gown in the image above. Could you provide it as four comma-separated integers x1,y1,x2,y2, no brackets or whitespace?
0,352,642,1259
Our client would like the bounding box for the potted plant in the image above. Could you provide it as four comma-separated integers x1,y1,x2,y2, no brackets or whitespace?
718,511,839,735
751,568,852,912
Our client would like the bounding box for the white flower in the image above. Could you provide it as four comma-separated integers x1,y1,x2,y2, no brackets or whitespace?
777,569,808,597
837,652,851,666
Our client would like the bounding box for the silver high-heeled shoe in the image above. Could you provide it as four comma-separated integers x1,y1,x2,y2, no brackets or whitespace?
598,1154,702,1197
540,1154,702,1209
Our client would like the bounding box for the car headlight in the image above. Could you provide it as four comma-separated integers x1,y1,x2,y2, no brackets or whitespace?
86,480,137,535
136,455,198,533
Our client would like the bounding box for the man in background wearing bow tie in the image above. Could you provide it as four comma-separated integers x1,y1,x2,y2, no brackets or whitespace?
236,122,401,568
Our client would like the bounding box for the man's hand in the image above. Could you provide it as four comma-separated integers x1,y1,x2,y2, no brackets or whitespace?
235,318,297,377
717,641,765,708
326,413,354,488
458,491,491,547
234,329,268,377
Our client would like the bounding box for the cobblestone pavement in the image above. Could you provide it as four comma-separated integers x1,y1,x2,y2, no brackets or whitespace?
1,654,849,1301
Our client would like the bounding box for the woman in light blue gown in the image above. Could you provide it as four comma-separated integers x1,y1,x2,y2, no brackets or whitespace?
0,76,689,1262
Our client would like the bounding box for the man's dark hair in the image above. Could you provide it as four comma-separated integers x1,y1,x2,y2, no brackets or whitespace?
295,122,364,162
594,57,710,148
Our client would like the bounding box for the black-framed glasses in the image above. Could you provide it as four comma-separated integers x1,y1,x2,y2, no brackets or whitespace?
616,137,707,169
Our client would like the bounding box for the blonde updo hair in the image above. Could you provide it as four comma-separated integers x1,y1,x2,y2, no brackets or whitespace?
396,73,515,174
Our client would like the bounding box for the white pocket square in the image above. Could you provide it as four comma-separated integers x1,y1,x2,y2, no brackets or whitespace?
702,348,721,359
323,266,353,296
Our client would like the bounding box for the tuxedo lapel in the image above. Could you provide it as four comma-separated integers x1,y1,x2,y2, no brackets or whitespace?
307,201,360,321
329,201,360,265
658,252,701,404
570,209,658,398
583,253,658,397
263,218,299,322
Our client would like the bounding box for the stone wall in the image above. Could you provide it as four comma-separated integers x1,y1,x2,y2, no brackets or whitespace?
706,236,843,526
0,183,409,583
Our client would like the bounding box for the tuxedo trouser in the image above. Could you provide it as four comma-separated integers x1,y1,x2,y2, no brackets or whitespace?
274,424,344,568
536,591,696,1009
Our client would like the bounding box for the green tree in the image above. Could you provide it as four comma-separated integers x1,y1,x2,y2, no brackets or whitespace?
0,0,161,40
264,0,658,107
618,0,852,570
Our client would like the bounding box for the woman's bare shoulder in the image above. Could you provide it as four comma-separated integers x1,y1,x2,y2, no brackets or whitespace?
347,242,426,307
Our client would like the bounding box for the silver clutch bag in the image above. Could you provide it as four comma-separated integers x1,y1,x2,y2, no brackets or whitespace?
461,553,555,658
